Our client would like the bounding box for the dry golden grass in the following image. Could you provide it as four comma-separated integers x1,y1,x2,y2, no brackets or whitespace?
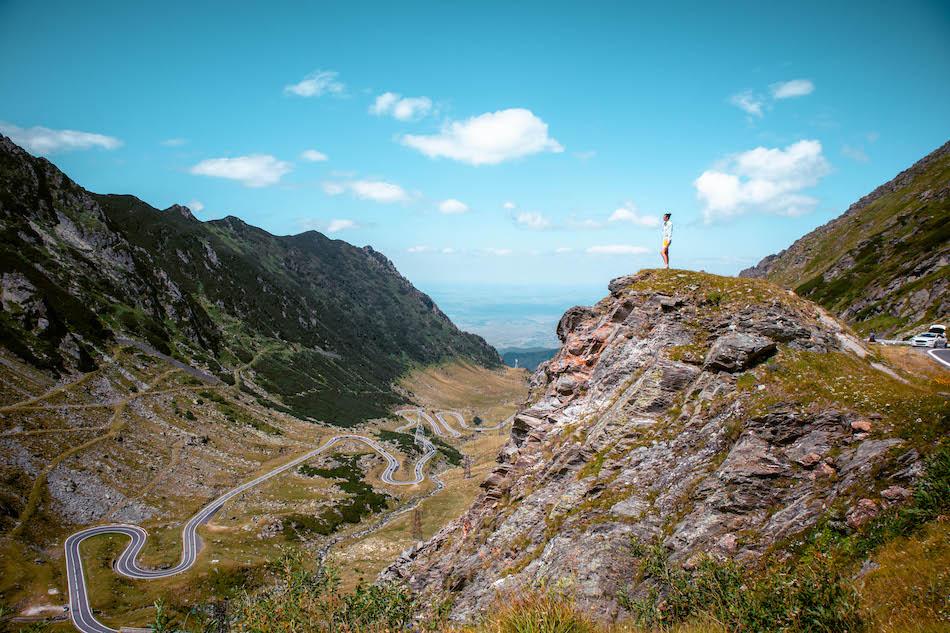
443,591,728,633
857,519,950,633
330,361,527,590
400,360,529,422
876,345,950,388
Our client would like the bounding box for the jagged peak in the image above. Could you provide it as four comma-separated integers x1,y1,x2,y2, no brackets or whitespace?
163,203,197,221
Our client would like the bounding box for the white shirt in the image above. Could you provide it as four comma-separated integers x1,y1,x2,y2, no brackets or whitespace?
662,219,673,242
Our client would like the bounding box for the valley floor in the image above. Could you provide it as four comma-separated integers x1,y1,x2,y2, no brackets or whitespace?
0,342,527,631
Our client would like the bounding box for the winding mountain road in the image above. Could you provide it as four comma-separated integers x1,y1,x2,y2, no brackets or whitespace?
62,409,507,633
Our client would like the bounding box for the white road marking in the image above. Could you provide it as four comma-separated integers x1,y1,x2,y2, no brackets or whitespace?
62,408,511,633
928,348,950,369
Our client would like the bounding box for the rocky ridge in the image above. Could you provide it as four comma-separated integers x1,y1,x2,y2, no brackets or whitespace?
740,140,948,337
381,269,934,622
0,134,499,424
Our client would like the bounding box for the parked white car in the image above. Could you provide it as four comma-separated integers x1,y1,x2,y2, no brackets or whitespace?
911,332,947,348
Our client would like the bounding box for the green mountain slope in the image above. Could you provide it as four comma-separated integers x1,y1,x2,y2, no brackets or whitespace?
0,135,499,424
740,140,949,336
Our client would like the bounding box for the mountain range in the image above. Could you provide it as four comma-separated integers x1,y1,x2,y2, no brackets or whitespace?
0,135,499,425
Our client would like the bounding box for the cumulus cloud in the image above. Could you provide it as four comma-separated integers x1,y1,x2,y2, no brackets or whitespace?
1,123,122,155
301,149,329,162
608,204,660,227
370,92,433,121
729,91,765,118
441,247,456,254
503,201,517,210
284,70,345,97
401,108,563,165
770,79,815,99
326,219,358,233
407,245,431,253
321,179,409,203
349,180,409,203
555,247,574,253
694,139,831,222
485,248,513,256
190,155,292,187
438,198,469,214
586,245,649,255
161,137,188,147
186,200,204,213
515,211,551,230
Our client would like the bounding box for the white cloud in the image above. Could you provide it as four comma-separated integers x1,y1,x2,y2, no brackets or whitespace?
349,180,409,203
608,204,660,227
694,139,831,222
186,199,204,213
515,211,551,230
1,123,122,155
503,201,517,210
284,70,345,97
322,179,409,203
190,155,292,187
555,247,574,253
370,92,399,115
326,219,358,233
401,108,563,165
485,248,513,256
586,244,649,255
441,247,456,254
842,144,869,163
301,149,329,162
322,182,345,195
770,79,815,99
370,92,433,121
729,91,764,118
407,245,431,253
438,198,469,214
161,137,188,147
568,218,604,230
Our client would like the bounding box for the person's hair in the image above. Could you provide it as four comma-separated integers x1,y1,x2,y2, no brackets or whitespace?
663,212,671,218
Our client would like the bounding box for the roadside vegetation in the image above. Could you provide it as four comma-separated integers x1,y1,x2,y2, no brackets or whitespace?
127,442,949,633
288,455,391,538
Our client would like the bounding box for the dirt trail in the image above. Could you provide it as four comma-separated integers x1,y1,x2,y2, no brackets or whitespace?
10,369,180,537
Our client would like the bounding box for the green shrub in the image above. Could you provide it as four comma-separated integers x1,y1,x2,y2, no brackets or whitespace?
153,550,414,632
619,539,863,632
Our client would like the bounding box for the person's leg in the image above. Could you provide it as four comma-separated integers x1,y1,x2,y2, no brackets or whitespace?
661,242,669,268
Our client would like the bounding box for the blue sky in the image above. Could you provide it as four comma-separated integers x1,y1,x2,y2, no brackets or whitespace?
1,0,948,296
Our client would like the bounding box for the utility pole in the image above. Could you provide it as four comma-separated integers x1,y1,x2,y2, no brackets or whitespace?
411,507,423,541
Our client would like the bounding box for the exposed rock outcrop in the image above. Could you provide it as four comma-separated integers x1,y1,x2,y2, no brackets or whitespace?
381,269,926,623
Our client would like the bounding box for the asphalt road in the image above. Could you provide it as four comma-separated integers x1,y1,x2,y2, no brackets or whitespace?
928,348,950,369
63,408,508,633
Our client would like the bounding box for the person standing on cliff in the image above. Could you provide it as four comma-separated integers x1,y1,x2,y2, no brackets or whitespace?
661,212,673,269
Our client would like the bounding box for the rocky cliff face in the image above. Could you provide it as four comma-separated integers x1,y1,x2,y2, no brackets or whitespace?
0,135,499,424
382,269,937,622
740,140,949,337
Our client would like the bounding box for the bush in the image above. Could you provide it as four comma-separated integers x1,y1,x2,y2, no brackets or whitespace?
619,539,864,632
152,550,414,632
